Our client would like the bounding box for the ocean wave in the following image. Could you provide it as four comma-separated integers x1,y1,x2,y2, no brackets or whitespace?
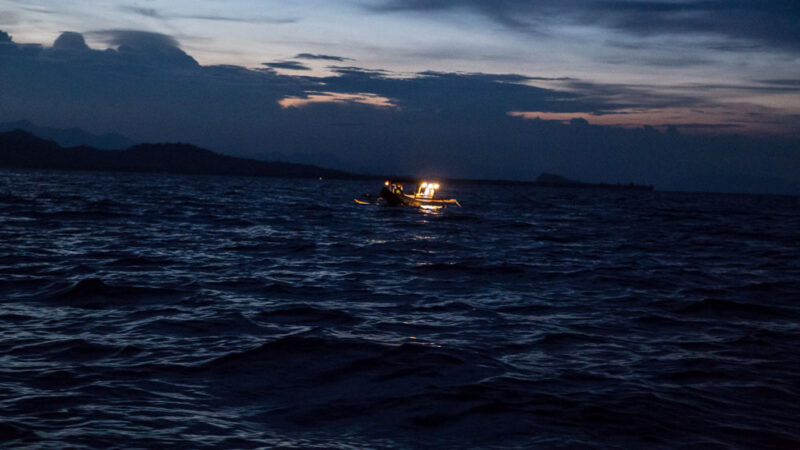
1,172,798,448
416,261,528,275
677,297,794,320
9,338,136,362
256,305,363,326
42,277,182,308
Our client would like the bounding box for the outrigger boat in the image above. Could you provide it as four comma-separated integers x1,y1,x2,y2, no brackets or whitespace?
354,181,461,208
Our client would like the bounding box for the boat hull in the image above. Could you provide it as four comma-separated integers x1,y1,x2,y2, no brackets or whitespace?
379,187,460,207
379,187,419,206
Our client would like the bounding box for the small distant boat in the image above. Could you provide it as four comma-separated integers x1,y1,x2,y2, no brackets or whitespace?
355,181,461,208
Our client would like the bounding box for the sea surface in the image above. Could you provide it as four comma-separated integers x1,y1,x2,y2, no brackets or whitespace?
0,169,798,449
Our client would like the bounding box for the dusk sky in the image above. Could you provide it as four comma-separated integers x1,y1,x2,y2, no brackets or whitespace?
0,0,799,192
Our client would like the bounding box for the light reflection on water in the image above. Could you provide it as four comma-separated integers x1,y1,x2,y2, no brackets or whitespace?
0,170,798,448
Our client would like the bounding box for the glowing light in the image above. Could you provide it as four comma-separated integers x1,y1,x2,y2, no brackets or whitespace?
385,180,390,186
416,181,440,199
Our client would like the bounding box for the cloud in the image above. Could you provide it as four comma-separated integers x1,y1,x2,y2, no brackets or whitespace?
666,123,743,130
0,30,797,194
756,79,800,88
123,6,160,18
368,0,539,30
278,92,396,108
684,82,800,94
508,110,748,132
557,80,711,111
0,11,19,25
589,1,800,51
0,29,789,123
370,1,800,51
91,29,181,50
17,5,57,15
294,53,353,62
604,52,712,68
88,29,198,67
121,6,296,24
181,15,297,24
315,68,593,115
263,60,311,71
53,31,89,51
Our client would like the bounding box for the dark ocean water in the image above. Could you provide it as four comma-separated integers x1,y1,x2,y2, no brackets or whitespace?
1,169,799,449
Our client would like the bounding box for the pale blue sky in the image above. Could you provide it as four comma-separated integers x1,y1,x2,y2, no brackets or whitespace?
3,0,798,84
1,0,799,136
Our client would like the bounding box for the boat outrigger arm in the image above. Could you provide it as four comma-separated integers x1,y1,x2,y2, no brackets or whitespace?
376,181,461,207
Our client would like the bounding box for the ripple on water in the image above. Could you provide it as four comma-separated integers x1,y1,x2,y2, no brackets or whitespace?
0,170,798,448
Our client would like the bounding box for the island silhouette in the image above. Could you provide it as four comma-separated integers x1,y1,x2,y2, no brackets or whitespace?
0,129,356,179
0,128,652,189
0,120,135,150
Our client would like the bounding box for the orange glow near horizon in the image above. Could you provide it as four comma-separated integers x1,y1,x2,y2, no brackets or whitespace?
279,92,396,109
507,107,798,136
508,109,733,128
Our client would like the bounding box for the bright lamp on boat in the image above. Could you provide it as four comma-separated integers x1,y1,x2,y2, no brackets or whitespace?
365,179,460,207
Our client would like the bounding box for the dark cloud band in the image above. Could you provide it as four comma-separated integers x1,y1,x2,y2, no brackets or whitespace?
263,60,312,71
370,0,800,51
294,53,353,62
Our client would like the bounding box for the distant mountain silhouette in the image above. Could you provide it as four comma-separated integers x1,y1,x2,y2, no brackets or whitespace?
534,172,653,190
535,173,577,185
0,120,135,149
0,129,360,179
